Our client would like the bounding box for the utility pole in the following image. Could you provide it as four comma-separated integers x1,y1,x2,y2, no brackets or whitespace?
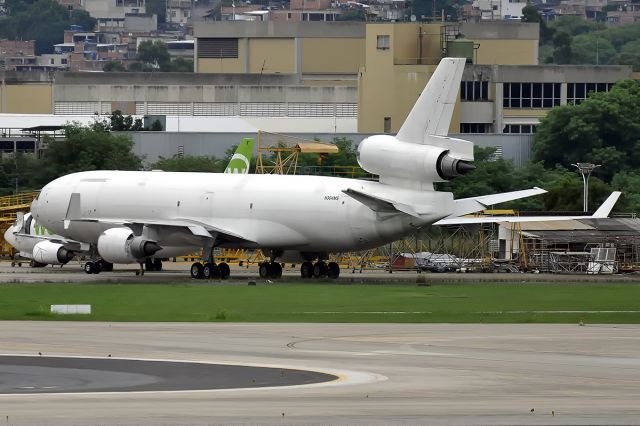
572,162,601,212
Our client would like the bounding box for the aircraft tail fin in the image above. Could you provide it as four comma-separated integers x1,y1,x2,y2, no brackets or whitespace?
592,191,622,218
224,138,254,174
396,57,467,144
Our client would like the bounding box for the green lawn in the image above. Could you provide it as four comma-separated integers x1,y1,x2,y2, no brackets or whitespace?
1,283,639,323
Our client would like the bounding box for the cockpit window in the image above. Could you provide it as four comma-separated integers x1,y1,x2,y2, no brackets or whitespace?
24,215,33,235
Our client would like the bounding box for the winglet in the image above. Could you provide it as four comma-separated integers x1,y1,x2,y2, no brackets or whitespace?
592,191,622,218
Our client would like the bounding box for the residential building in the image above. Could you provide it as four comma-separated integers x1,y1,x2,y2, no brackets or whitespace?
82,0,146,29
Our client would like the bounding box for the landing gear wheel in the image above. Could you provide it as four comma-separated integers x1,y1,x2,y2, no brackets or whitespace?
259,262,271,279
190,262,204,279
84,261,102,274
301,261,313,278
153,258,163,271
99,260,114,272
203,262,220,279
218,262,231,279
145,258,155,271
313,261,328,278
327,262,340,279
270,262,283,279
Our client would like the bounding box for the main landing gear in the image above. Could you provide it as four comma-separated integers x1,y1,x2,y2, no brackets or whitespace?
300,261,340,279
84,259,114,274
190,261,231,279
258,261,283,279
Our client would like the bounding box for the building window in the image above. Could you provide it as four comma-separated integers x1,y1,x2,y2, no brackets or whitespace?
460,123,491,133
377,35,390,50
197,38,239,59
503,124,537,134
503,82,561,108
567,82,613,105
384,117,391,133
461,81,489,101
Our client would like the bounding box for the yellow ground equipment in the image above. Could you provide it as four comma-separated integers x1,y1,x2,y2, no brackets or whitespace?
0,192,38,257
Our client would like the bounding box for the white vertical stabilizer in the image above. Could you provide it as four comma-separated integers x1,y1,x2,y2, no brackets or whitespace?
396,57,467,144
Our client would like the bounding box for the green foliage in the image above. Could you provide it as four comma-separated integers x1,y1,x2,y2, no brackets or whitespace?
0,122,142,195
571,34,616,64
109,111,144,131
137,40,171,70
534,80,640,182
150,156,225,173
0,0,96,54
168,57,194,72
542,20,640,66
37,123,142,184
145,0,167,23
103,61,126,72
616,39,640,71
336,10,366,21
521,5,541,22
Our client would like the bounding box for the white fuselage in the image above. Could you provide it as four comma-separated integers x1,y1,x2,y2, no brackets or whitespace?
32,171,455,257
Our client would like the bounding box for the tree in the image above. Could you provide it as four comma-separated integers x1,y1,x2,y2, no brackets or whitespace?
552,31,573,64
150,156,225,173
168,57,194,72
521,5,541,22
616,39,640,71
137,40,171,71
103,61,126,72
571,34,616,64
145,0,167,23
533,80,640,182
37,123,142,184
0,0,96,54
109,111,143,131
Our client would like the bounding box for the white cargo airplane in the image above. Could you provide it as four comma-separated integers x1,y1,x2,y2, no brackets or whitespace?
5,139,255,273
31,58,546,280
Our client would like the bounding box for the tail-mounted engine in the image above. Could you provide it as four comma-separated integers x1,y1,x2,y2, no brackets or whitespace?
97,227,161,264
356,135,475,184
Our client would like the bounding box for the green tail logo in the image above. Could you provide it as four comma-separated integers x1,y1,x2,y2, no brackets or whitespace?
224,138,254,174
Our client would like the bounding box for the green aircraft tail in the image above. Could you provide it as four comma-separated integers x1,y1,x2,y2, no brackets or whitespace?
224,138,254,174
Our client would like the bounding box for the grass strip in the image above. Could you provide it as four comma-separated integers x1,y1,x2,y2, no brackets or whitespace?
0,282,639,323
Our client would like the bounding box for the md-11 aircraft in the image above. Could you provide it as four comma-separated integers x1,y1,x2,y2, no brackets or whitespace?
31,58,545,279
5,138,254,274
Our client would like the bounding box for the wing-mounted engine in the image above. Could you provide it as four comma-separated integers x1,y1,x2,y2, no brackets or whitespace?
97,227,161,264
357,135,475,188
32,240,75,265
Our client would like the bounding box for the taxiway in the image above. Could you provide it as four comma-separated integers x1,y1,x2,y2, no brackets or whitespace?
1,322,640,425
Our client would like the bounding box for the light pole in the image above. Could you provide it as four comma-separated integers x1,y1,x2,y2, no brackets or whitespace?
572,162,601,212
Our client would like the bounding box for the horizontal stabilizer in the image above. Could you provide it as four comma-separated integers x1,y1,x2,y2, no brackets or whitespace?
446,187,547,218
434,190,621,226
342,189,398,213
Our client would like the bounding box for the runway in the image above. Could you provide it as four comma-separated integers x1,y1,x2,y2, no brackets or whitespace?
2,322,640,425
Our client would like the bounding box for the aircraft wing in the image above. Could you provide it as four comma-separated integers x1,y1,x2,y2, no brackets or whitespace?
65,216,256,244
435,191,622,226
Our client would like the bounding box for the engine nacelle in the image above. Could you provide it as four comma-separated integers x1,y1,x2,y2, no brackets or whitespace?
32,240,74,265
97,227,161,264
357,135,475,183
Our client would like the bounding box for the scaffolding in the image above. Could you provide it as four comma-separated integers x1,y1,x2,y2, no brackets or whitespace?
0,191,39,257
255,131,339,175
